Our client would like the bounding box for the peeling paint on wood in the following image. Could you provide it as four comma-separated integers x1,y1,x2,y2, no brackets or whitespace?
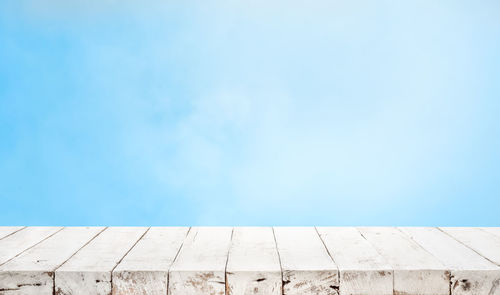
358,227,449,295
401,227,500,295
274,227,339,295
0,227,499,295
55,227,147,295
441,227,500,266
168,227,232,295
226,227,281,295
0,227,104,295
112,227,189,295
317,227,393,295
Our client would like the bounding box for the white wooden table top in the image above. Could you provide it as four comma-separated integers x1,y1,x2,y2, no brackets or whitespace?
0,227,499,295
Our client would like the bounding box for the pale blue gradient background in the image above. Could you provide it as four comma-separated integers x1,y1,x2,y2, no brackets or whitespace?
1,0,499,226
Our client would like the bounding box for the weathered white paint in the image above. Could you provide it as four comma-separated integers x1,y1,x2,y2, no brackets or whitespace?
273,227,338,295
401,227,500,295
0,227,25,241
316,227,393,295
0,227,104,295
0,227,62,266
226,227,281,295
441,227,500,266
55,227,148,295
1,226,500,295
112,227,189,295
168,227,233,295
481,228,500,239
358,227,449,295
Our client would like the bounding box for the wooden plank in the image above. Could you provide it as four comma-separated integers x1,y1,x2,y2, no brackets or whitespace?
273,227,338,295
55,227,148,295
112,227,189,295
316,227,393,295
168,227,232,295
401,227,500,295
0,226,62,265
226,227,281,295
0,227,25,240
0,227,104,295
358,227,449,295
441,227,500,266
481,227,500,238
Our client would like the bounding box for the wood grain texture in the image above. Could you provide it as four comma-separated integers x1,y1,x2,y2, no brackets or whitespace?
401,227,500,295
441,227,500,266
317,227,393,295
481,228,500,239
0,227,104,295
358,227,449,295
274,227,338,295
55,227,148,295
0,227,62,266
2,226,500,295
226,227,281,295
168,227,233,295
0,227,25,241
112,227,189,295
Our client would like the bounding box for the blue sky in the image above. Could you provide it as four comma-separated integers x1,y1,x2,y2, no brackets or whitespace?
1,0,499,226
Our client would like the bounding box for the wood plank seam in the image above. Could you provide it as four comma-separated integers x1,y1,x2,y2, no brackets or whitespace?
55,227,149,294
318,227,393,295
275,227,339,294
1,227,498,295
395,228,452,295
0,227,26,241
314,227,340,295
271,227,284,295
0,227,106,294
396,227,450,262
438,228,500,267
400,227,500,295
480,228,500,239
169,227,233,295
51,227,108,295
356,228,396,295
147,227,192,295
0,227,64,267
109,227,151,293
166,226,192,295
52,227,109,271
226,227,282,295
112,227,190,295
364,226,452,295
224,227,234,295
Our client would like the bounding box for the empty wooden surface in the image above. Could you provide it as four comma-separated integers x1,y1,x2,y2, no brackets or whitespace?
401,227,500,295
358,227,449,295
0,227,24,241
55,227,147,295
226,227,282,295
112,227,189,295
0,227,62,266
168,227,232,295
0,227,104,295
274,227,338,295
440,227,500,266
1,226,500,295
317,227,393,295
